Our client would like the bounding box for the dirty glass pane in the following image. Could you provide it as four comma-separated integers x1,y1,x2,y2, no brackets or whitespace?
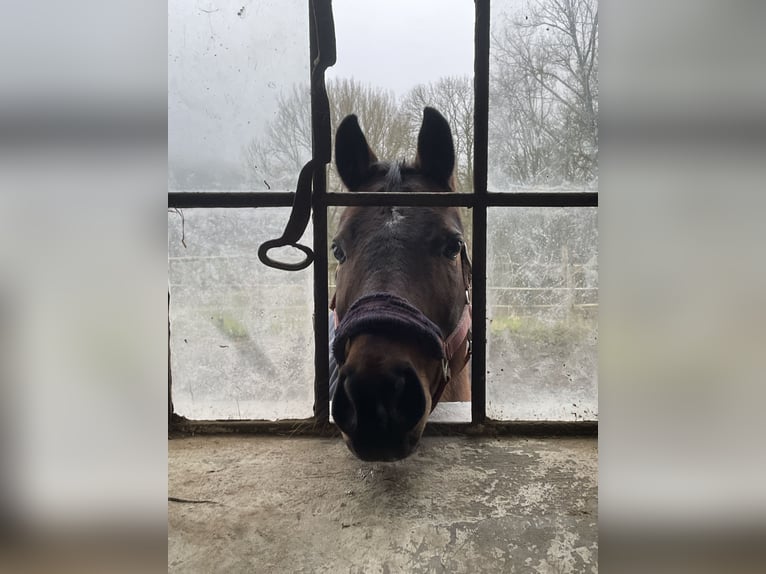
487,208,597,420
326,0,475,192
168,208,314,420
168,0,309,192
489,0,598,191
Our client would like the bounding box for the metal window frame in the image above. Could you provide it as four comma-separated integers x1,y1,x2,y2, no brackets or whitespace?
168,0,598,437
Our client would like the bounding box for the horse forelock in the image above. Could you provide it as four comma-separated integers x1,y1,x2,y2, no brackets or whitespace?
383,160,405,192
365,159,453,193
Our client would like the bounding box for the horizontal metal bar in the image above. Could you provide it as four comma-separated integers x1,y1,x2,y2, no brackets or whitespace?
326,191,598,207
168,191,598,209
324,192,476,206
170,417,338,437
487,191,598,207
169,416,597,438
168,192,296,209
425,421,597,437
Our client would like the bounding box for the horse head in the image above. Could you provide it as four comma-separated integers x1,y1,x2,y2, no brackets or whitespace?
331,107,472,461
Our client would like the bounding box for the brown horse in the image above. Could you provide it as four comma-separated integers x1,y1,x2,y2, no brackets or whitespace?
330,107,472,461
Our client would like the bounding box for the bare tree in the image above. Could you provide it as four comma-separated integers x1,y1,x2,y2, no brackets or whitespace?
244,85,312,192
327,78,411,165
324,78,412,202
491,0,598,188
244,79,412,193
400,76,474,192
491,61,552,186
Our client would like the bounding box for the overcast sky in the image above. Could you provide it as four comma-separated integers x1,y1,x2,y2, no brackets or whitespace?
327,0,475,96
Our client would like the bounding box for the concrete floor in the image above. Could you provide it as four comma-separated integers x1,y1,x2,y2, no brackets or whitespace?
168,435,597,573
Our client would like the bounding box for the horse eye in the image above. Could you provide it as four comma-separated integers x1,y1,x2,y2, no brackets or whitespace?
332,242,346,263
443,237,463,260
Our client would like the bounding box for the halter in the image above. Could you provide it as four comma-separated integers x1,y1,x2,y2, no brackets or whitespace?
330,248,472,411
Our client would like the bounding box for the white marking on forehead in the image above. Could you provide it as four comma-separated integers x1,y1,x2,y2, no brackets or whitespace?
385,206,405,229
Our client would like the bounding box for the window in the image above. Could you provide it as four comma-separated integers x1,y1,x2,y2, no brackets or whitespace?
169,0,598,431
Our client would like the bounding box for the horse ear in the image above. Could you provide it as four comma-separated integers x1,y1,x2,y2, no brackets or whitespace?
415,107,455,189
335,114,377,190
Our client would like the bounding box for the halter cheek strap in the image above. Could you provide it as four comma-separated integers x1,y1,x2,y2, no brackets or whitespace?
431,298,472,407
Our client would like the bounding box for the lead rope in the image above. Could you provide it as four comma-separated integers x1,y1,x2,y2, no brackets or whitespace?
257,161,316,270
258,0,336,271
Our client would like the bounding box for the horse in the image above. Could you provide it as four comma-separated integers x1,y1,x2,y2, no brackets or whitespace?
329,107,472,461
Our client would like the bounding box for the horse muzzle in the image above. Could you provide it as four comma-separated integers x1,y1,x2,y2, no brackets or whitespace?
329,292,470,461
331,343,430,461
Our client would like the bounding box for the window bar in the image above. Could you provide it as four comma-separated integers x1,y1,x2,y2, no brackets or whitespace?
325,192,475,207
309,0,336,425
487,192,597,207
168,291,174,426
168,191,295,209
167,191,597,210
471,0,490,425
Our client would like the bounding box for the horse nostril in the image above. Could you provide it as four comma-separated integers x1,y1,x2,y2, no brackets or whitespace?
396,366,426,432
331,375,357,434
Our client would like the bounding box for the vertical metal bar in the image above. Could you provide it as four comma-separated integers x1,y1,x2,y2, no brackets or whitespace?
168,290,174,426
312,176,329,423
472,0,490,424
309,0,334,423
